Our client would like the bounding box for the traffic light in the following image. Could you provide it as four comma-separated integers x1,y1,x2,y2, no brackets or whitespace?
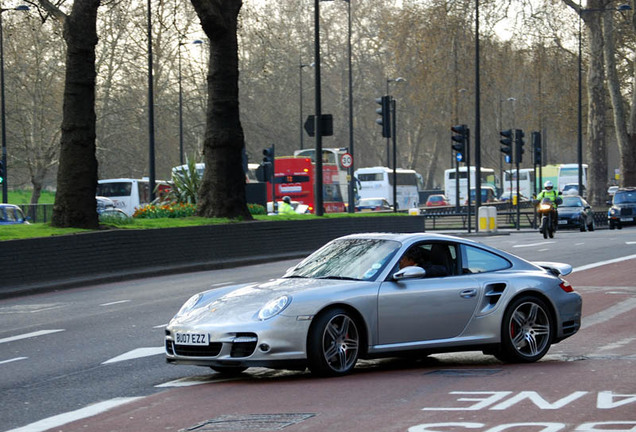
375,95,391,138
515,129,525,164
499,129,513,163
450,124,468,162
0,160,4,185
260,146,275,181
532,131,542,165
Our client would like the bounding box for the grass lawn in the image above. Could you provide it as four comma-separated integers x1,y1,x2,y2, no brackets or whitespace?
0,211,407,241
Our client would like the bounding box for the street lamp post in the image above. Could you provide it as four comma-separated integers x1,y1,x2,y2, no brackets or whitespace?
0,4,28,204
577,3,631,198
147,0,156,201
178,39,203,166
298,60,313,150
314,0,324,216
345,0,354,214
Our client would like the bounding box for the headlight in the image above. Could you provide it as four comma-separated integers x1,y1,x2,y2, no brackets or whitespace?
177,293,203,315
540,204,551,211
258,295,291,320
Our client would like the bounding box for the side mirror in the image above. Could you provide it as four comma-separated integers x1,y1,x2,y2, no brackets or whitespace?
393,266,426,280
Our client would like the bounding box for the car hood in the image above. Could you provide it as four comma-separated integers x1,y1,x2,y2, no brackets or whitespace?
170,277,367,326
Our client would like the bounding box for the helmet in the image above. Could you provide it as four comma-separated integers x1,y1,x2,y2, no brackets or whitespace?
544,181,553,190
283,196,291,204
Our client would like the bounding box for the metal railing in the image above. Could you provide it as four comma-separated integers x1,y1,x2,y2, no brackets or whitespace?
18,204,54,223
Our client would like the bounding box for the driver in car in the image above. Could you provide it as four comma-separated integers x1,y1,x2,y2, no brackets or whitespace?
399,246,448,277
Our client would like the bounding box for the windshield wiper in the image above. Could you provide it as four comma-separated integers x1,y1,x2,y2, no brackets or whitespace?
317,275,359,281
283,275,308,279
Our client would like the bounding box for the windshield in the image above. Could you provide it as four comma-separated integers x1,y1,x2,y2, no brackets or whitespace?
285,238,401,281
561,197,582,207
614,191,636,204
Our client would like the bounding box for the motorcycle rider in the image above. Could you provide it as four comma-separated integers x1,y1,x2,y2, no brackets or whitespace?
537,181,560,228
279,196,296,215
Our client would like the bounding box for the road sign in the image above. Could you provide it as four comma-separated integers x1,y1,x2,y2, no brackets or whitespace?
340,153,353,168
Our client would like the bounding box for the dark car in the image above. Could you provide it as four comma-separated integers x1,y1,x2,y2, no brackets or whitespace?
356,197,392,212
0,204,29,225
557,195,594,232
608,187,636,230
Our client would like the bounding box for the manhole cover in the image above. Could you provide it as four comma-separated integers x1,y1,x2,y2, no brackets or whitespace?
426,369,502,377
181,413,316,431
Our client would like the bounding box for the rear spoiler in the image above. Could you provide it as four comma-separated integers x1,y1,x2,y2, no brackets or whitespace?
533,261,573,277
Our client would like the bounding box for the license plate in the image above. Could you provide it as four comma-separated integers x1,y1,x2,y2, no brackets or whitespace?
620,217,633,222
558,220,567,225
175,332,209,345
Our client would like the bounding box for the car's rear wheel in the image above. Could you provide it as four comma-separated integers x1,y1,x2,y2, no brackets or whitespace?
307,308,360,377
587,219,594,231
495,296,553,363
579,217,586,232
210,366,248,375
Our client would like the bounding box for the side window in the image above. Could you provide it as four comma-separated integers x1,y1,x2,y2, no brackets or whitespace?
396,242,458,277
463,245,511,274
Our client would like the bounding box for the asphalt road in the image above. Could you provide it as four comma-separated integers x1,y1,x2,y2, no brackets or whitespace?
1,227,635,432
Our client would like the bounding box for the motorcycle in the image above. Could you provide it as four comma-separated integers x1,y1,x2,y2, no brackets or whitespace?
537,197,562,239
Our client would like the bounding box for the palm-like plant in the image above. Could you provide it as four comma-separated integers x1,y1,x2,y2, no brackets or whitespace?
166,158,202,204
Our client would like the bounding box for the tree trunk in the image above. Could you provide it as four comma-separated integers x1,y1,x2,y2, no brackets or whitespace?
50,0,100,228
584,7,607,206
625,8,636,186
190,0,252,220
602,11,632,189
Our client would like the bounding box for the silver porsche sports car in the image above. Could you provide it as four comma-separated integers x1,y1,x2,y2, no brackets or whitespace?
165,233,582,377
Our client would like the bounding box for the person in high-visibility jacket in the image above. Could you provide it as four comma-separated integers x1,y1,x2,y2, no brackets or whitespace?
536,181,560,227
279,196,295,215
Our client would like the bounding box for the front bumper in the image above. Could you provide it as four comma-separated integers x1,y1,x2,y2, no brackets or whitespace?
165,314,312,369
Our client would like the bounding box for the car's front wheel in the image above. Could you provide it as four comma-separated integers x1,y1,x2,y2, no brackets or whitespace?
307,308,360,377
495,296,553,363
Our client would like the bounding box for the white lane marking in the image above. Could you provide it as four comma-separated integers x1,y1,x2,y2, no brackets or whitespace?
99,300,131,307
5,397,143,432
582,297,636,330
596,337,636,352
512,241,556,248
0,357,27,365
537,248,550,252
573,254,636,273
627,241,636,245
0,329,65,345
156,376,213,387
102,347,165,364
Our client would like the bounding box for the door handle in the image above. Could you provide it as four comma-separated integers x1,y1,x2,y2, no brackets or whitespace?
460,289,477,299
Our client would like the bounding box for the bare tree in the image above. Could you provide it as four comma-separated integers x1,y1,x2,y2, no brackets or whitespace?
190,0,251,219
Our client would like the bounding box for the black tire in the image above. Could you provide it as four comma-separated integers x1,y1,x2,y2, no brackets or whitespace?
609,220,615,230
210,366,248,376
588,220,594,231
579,217,586,232
541,216,548,239
307,308,360,377
494,296,554,363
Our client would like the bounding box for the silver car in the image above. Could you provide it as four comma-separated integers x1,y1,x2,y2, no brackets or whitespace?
165,233,582,377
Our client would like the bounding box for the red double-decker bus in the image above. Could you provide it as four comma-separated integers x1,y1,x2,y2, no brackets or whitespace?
267,157,345,214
